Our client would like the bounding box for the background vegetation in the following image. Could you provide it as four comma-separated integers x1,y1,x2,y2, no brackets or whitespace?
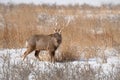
0,4,120,61
0,4,120,80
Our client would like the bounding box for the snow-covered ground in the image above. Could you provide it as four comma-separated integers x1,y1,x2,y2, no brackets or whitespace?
0,48,120,80
0,0,120,6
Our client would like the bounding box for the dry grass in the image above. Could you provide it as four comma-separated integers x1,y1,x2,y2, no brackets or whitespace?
0,4,120,61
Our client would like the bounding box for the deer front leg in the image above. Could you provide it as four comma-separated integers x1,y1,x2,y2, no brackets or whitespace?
22,48,34,61
50,51,55,63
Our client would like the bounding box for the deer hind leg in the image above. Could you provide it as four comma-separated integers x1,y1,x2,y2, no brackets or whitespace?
22,48,34,61
35,50,40,61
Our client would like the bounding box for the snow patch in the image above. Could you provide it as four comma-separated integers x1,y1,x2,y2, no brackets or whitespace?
0,48,120,79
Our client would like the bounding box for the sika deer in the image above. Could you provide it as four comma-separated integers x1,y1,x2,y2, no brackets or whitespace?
22,28,62,63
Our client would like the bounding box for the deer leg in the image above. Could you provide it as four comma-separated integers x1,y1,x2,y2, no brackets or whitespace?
50,51,55,63
35,50,40,61
22,48,34,61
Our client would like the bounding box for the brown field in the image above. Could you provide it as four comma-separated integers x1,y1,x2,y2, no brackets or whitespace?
0,4,120,61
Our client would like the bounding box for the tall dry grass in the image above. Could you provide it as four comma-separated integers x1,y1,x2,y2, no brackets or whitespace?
0,4,120,61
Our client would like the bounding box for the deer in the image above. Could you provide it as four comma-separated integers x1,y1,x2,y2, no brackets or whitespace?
21,28,62,63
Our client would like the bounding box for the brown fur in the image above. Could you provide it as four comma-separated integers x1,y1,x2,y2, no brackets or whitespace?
22,29,62,63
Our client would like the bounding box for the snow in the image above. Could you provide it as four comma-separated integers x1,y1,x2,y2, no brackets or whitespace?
37,13,76,27
0,48,119,65
0,0,120,6
37,11,119,26
84,11,120,20
104,48,119,57
0,48,120,79
90,27,104,34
